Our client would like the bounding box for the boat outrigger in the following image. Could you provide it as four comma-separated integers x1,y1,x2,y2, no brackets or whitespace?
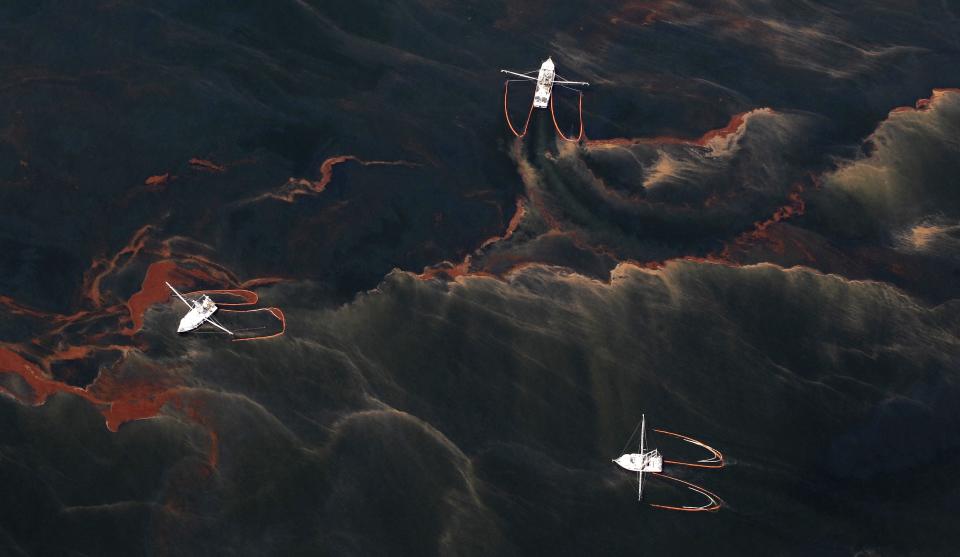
501,57,589,109
500,56,590,140
613,415,725,511
166,282,233,335
613,414,663,500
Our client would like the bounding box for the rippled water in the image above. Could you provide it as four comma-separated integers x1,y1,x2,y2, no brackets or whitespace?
1,1,959,555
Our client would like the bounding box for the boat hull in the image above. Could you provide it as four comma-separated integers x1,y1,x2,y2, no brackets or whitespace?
614,452,663,473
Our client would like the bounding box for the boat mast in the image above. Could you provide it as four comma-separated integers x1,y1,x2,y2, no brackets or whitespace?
638,414,646,501
640,414,646,454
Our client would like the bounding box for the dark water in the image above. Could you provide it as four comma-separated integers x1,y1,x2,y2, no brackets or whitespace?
1,1,960,555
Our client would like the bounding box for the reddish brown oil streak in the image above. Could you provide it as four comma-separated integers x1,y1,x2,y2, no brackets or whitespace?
145,173,170,187
0,295,52,318
0,345,93,404
714,183,808,261
302,154,357,194
791,237,818,263
417,259,475,281
175,398,220,470
262,156,419,203
0,345,183,432
43,344,133,373
0,206,285,464
586,111,754,149
419,198,528,280
84,224,156,307
481,198,527,248
207,430,220,469
103,389,183,432
0,238,282,430
125,260,222,334
506,140,566,232
188,158,226,172
891,88,960,113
